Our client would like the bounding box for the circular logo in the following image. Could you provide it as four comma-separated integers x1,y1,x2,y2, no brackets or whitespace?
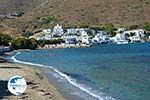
7,76,27,95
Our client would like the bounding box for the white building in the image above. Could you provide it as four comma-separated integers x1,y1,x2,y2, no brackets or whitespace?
53,24,64,37
42,29,53,40
66,28,88,35
66,29,78,34
43,29,52,34
124,29,145,43
36,36,45,40
112,33,128,44
62,34,79,44
112,28,145,44
80,31,89,44
116,27,127,33
92,31,110,44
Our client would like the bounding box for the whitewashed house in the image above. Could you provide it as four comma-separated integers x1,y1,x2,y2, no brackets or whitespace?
52,24,64,37
116,27,127,33
62,34,79,44
43,29,53,40
43,29,52,34
66,29,78,34
112,28,145,44
111,28,129,44
124,29,145,43
80,31,89,44
36,35,46,40
92,31,110,44
66,28,88,35
112,33,128,44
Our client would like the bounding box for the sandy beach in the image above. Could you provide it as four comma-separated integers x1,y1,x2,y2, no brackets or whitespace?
0,62,66,100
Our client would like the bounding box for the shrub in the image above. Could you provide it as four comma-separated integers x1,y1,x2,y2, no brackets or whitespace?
22,32,34,38
37,39,65,46
144,23,150,31
0,33,12,46
11,37,38,50
102,23,117,36
77,23,89,28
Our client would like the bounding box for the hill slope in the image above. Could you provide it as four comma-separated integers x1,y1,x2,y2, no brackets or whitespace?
0,0,150,34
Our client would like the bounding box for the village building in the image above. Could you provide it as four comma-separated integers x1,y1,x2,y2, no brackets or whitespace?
124,29,145,43
112,33,129,44
92,31,110,44
111,28,145,44
52,24,64,37
79,31,89,44
62,34,79,44
66,28,88,35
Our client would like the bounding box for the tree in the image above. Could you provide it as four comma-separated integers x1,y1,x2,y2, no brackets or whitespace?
0,33,12,46
11,37,38,50
29,38,38,49
37,39,65,47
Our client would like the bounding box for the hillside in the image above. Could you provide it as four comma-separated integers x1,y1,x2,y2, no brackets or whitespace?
0,0,150,35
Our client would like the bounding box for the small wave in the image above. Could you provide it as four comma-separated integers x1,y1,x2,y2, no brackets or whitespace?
11,52,115,100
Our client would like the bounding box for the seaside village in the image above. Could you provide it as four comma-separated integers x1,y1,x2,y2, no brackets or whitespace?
0,24,149,54
29,24,148,49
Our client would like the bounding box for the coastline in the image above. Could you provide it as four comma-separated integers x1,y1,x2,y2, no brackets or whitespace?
0,62,66,100
2,46,121,100
38,43,91,49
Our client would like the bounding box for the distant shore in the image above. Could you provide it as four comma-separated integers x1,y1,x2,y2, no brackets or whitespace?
0,62,66,100
38,43,91,49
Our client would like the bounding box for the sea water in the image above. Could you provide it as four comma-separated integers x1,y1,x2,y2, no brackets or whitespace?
12,43,150,100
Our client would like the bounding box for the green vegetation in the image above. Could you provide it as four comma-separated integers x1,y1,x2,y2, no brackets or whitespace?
144,23,150,31
77,23,89,28
89,26,102,30
0,33,12,46
0,32,65,50
63,24,77,29
40,16,58,28
1,22,150,50
11,37,38,50
102,23,117,36
38,39,65,47
22,32,34,38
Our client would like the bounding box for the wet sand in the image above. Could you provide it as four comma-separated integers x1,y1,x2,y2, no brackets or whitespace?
0,62,66,100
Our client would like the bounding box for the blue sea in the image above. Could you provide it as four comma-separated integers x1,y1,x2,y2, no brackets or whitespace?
10,43,150,100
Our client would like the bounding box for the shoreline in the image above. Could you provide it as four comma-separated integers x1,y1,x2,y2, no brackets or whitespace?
3,51,96,100
9,50,115,100
38,43,91,49
0,62,66,100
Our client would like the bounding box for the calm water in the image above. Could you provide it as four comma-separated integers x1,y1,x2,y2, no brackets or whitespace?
14,43,150,100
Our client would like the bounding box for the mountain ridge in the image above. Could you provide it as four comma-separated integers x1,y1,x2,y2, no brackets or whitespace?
0,0,150,34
